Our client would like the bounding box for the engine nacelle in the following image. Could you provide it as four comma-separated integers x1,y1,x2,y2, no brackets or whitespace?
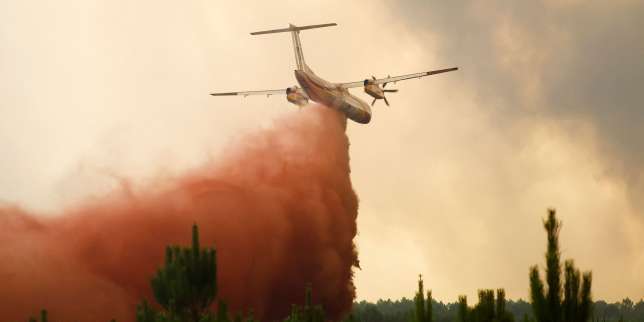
363,79,384,99
286,86,309,106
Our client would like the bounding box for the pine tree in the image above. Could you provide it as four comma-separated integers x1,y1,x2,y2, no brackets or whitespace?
455,289,514,322
303,286,325,322
28,309,48,322
413,275,433,322
495,289,514,322
343,313,357,322
530,268,547,322
245,310,255,322
497,289,506,319
457,296,468,322
137,224,217,322
529,209,592,322
136,301,158,322
477,289,496,322
234,312,243,322
578,272,592,322
217,300,231,322
544,210,562,322
426,290,433,322
283,285,325,322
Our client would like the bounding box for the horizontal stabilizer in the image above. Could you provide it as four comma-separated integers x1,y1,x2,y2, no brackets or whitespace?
250,23,337,35
426,67,458,75
210,88,286,97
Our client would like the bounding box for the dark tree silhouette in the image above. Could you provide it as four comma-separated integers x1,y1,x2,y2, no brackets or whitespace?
454,290,513,322
28,310,48,322
414,275,433,322
457,296,469,322
283,286,325,322
529,209,592,322
137,224,217,322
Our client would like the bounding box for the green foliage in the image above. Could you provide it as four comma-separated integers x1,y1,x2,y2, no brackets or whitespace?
136,301,160,322
352,298,644,322
137,224,217,322
133,225,234,322
234,312,243,322
529,267,547,322
343,312,358,322
458,296,468,322
245,310,256,322
455,289,514,322
495,289,515,322
426,290,433,322
414,275,433,322
529,209,592,322
217,301,231,322
283,286,325,322
544,210,563,322
27,310,49,322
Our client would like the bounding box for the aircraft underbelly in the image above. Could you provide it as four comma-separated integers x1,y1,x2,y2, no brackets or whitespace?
295,70,372,124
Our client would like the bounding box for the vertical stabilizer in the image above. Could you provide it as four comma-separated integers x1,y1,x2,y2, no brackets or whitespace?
250,23,337,71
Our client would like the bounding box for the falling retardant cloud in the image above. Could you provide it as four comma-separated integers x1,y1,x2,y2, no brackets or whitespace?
0,106,359,322
1,0,643,306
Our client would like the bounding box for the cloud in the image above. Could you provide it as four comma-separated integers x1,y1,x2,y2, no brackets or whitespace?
355,0,644,301
387,0,644,209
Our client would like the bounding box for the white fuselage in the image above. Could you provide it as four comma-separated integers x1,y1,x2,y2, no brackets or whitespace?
247,23,373,123
294,68,372,124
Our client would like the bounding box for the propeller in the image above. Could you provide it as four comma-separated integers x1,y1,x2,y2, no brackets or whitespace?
372,96,393,107
370,75,398,107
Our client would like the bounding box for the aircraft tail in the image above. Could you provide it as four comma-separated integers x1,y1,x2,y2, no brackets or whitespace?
250,23,337,71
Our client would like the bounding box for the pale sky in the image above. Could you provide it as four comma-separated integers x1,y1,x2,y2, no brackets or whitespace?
1,0,643,303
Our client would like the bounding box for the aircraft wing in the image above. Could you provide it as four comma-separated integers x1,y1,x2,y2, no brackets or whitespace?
210,89,285,97
339,67,458,89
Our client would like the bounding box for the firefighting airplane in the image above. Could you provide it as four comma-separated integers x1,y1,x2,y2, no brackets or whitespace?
210,23,458,124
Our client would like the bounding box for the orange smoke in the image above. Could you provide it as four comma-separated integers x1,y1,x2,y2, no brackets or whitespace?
0,106,359,322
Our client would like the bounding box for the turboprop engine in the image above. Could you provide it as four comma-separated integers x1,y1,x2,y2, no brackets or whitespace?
286,86,309,106
363,76,398,106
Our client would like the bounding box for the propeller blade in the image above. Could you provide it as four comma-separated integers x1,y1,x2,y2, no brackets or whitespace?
372,75,376,80
371,98,376,106
383,82,387,88
384,97,390,106
383,89,398,93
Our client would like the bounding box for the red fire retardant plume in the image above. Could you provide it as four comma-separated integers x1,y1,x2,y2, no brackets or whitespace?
0,106,359,322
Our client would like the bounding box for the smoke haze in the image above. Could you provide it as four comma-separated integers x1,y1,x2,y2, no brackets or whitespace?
1,0,643,306
0,106,358,322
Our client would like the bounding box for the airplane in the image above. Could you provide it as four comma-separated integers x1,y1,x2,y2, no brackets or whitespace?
210,23,458,124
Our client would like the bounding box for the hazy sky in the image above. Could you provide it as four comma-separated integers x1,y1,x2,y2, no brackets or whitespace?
1,0,643,303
